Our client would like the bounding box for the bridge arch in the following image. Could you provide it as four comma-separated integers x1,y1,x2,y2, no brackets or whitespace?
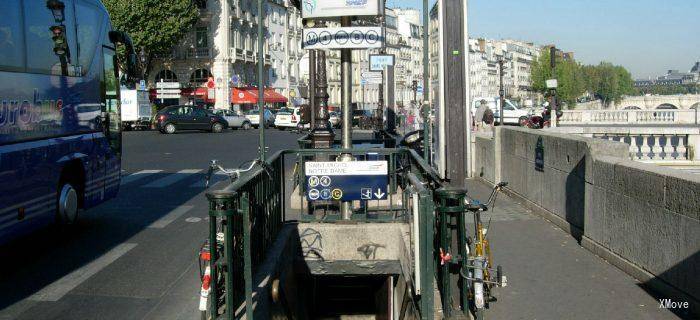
656,103,678,110
691,103,700,110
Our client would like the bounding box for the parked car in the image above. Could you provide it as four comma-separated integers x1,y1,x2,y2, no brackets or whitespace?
244,109,275,128
352,109,372,128
214,109,252,130
471,97,529,125
274,107,300,130
329,111,341,128
155,105,229,134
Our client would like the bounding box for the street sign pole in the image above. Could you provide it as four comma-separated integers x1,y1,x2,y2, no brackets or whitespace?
340,15,353,220
258,0,266,161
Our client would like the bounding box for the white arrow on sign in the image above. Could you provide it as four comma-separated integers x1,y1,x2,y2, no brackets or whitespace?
374,188,385,199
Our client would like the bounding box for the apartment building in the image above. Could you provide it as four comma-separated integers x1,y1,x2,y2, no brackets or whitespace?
149,0,300,109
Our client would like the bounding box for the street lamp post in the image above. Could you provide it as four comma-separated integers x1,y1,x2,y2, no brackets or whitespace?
498,56,505,126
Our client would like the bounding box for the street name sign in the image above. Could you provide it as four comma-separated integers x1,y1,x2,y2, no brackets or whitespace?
302,27,384,50
302,0,383,19
156,82,180,89
369,54,395,71
361,71,383,85
304,161,388,201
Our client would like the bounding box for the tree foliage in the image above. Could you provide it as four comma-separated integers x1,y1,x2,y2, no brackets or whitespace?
531,49,635,108
636,84,700,95
531,49,585,108
103,0,199,79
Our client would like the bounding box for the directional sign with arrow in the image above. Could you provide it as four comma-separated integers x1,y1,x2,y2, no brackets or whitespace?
305,161,389,201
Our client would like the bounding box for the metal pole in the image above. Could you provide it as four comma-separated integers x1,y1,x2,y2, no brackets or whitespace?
549,46,558,128
257,0,266,161
499,58,505,126
340,16,353,220
309,50,317,130
422,0,430,161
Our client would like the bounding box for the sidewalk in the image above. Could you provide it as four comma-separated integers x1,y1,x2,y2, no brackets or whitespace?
464,179,680,320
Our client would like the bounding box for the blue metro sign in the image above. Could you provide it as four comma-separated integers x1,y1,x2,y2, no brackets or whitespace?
305,161,388,201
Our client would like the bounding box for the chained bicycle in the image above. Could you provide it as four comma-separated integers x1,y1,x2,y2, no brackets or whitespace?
462,182,509,320
197,159,267,320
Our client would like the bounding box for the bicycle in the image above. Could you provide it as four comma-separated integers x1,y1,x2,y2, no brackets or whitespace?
461,182,509,320
199,158,270,320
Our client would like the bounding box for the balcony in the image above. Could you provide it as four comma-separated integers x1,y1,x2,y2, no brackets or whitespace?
245,50,254,62
187,47,211,59
265,53,271,65
235,48,244,60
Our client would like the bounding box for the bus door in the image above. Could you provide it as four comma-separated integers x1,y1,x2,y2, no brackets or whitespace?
102,46,121,199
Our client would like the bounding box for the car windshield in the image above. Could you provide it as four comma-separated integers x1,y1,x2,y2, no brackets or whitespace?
244,110,260,115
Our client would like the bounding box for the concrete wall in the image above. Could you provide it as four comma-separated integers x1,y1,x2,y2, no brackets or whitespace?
474,126,700,311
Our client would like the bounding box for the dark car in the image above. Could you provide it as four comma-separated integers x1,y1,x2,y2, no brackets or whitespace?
155,105,229,134
352,109,373,128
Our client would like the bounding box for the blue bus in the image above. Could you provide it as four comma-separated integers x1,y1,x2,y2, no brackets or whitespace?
0,0,137,243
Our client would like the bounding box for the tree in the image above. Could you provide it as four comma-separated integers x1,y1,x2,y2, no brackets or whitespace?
531,48,585,108
586,62,635,107
103,0,199,80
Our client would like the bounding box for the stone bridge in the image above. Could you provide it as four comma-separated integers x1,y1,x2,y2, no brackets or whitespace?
577,94,700,110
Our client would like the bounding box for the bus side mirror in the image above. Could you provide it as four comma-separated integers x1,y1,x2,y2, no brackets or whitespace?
108,31,138,82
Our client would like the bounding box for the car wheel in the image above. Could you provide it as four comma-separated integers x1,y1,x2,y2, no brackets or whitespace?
212,122,224,133
242,122,252,130
164,123,176,134
57,181,79,224
278,126,285,131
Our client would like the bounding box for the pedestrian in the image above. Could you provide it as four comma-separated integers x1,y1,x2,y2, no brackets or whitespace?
474,99,489,131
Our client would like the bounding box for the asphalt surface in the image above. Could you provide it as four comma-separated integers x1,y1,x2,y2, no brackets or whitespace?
0,128,303,320
0,127,684,320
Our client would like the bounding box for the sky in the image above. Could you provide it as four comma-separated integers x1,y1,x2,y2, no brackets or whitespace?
394,0,700,79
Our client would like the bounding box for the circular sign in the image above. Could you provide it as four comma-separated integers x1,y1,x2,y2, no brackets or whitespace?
308,176,320,187
335,30,349,45
320,189,332,200
331,189,343,200
320,176,331,187
207,77,216,89
238,92,245,98
306,31,319,46
366,30,380,44
350,31,364,44
319,31,332,45
309,189,320,200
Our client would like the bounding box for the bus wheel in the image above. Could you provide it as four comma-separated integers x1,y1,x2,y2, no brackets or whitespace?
58,182,79,224
164,123,177,134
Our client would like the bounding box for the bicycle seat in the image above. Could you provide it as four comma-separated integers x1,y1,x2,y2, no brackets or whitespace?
466,203,488,213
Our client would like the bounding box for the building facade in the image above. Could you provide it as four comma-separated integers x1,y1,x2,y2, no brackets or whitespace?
149,0,300,109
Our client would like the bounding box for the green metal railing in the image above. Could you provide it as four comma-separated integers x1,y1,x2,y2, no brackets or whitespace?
205,143,443,319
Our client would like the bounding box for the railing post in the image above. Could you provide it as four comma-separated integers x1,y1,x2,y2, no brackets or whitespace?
241,193,253,319
435,188,469,317
419,191,435,320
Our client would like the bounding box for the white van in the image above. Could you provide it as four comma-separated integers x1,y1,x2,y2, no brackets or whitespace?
471,97,529,125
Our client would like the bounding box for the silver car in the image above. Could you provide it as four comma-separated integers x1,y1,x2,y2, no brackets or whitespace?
214,109,252,130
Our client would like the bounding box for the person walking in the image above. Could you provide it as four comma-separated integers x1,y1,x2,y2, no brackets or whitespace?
474,99,489,131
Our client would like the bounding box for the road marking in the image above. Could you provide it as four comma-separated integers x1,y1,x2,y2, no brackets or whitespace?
185,217,202,223
189,174,226,188
120,170,162,185
29,243,137,302
148,205,194,228
142,169,201,188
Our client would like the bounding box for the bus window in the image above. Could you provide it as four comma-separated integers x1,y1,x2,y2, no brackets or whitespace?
23,0,77,76
76,1,102,76
0,1,25,72
103,48,121,155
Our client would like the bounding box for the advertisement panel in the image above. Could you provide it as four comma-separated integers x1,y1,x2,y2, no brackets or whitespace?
302,0,383,19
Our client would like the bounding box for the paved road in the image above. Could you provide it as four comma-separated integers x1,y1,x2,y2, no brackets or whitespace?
0,129,303,320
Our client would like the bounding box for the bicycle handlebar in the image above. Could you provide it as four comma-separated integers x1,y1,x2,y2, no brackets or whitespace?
205,159,260,188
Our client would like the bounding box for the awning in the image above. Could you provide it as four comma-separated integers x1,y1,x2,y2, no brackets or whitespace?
242,87,288,104
231,88,258,104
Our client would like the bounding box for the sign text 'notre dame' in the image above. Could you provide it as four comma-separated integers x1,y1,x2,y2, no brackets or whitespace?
304,161,388,201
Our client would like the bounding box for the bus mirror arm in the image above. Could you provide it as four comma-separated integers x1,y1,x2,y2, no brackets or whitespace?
108,31,139,82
